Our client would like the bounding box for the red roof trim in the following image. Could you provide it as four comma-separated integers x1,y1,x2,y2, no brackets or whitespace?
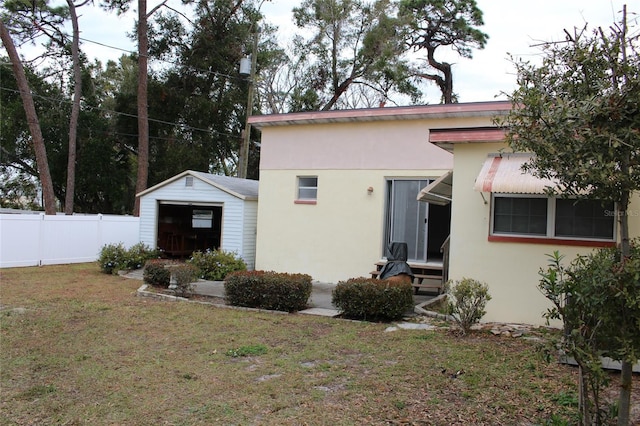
249,101,512,127
429,127,507,144
488,235,615,247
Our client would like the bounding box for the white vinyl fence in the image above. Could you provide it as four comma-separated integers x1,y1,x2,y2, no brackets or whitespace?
0,213,140,268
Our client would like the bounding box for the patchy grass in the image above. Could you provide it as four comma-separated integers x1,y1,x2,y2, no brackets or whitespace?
0,263,636,425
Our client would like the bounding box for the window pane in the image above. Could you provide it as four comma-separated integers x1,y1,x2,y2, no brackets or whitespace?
298,176,318,200
299,177,317,188
555,199,614,239
493,197,547,235
192,209,213,228
298,188,317,199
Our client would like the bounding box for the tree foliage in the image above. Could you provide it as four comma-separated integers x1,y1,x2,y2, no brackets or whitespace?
398,0,488,103
292,0,419,110
501,8,639,425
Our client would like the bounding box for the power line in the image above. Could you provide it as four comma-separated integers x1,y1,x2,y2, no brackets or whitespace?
0,86,243,140
78,36,242,81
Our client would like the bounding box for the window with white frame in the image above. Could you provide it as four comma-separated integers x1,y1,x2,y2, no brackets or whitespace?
491,195,615,240
297,176,318,201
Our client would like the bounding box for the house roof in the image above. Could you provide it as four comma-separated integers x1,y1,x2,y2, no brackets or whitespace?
248,101,512,128
137,170,259,201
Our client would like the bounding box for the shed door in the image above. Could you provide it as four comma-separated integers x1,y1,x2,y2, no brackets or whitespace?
157,203,222,257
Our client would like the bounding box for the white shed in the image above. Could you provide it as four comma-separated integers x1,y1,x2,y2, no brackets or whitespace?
137,170,259,269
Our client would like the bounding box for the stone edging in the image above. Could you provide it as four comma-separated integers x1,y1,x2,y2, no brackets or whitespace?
135,284,289,315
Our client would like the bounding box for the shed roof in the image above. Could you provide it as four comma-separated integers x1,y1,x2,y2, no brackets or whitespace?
248,101,512,128
137,170,259,201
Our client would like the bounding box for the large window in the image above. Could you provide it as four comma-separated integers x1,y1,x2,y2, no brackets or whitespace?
491,195,615,241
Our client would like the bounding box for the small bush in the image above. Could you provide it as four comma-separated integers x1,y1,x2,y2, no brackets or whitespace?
446,278,491,335
332,277,414,321
143,259,171,287
98,243,128,274
125,242,159,270
98,242,158,274
188,249,247,281
224,271,312,312
171,264,198,298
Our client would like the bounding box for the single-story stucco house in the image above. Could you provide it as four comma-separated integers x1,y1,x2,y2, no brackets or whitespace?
249,101,640,325
137,170,259,269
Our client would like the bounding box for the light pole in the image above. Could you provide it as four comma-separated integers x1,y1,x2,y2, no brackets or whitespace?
238,32,258,179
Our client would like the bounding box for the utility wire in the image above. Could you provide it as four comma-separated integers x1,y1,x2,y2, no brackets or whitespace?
78,36,244,81
0,86,243,140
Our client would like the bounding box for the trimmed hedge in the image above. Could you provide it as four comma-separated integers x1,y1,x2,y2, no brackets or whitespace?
143,259,171,287
224,271,312,312
332,277,414,321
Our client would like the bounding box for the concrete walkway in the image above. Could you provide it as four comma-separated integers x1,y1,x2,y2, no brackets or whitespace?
124,269,436,318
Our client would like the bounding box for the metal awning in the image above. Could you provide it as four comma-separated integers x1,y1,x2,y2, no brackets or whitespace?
473,154,558,193
417,170,453,205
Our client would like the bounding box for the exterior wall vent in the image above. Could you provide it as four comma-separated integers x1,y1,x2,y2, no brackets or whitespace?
185,176,194,187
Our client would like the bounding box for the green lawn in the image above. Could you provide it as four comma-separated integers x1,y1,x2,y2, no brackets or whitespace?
0,263,602,424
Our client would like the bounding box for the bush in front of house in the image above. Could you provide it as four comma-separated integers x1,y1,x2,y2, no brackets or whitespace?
98,242,128,274
446,278,491,335
98,242,159,274
332,277,414,321
187,249,247,281
125,242,159,270
171,264,199,298
143,259,171,287
224,271,312,312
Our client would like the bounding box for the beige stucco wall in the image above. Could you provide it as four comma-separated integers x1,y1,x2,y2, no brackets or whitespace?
254,116,495,283
255,168,451,283
449,142,640,326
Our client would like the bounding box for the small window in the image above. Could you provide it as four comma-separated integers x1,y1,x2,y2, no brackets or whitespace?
192,209,212,228
555,199,614,239
493,197,547,235
185,176,194,187
297,176,318,201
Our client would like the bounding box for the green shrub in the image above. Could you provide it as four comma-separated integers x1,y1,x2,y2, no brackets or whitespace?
171,264,198,298
125,242,159,270
98,243,128,274
224,271,312,312
188,249,247,281
98,242,159,275
143,259,171,287
446,278,491,335
332,277,414,321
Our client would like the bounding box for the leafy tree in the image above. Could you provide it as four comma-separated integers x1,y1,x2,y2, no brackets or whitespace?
292,0,419,111
501,8,640,425
397,0,488,103
1,20,57,214
141,0,268,180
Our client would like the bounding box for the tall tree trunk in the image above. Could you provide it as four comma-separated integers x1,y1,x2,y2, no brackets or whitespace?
133,0,149,216
1,19,57,215
617,189,632,426
426,46,453,104
64,0,82,215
